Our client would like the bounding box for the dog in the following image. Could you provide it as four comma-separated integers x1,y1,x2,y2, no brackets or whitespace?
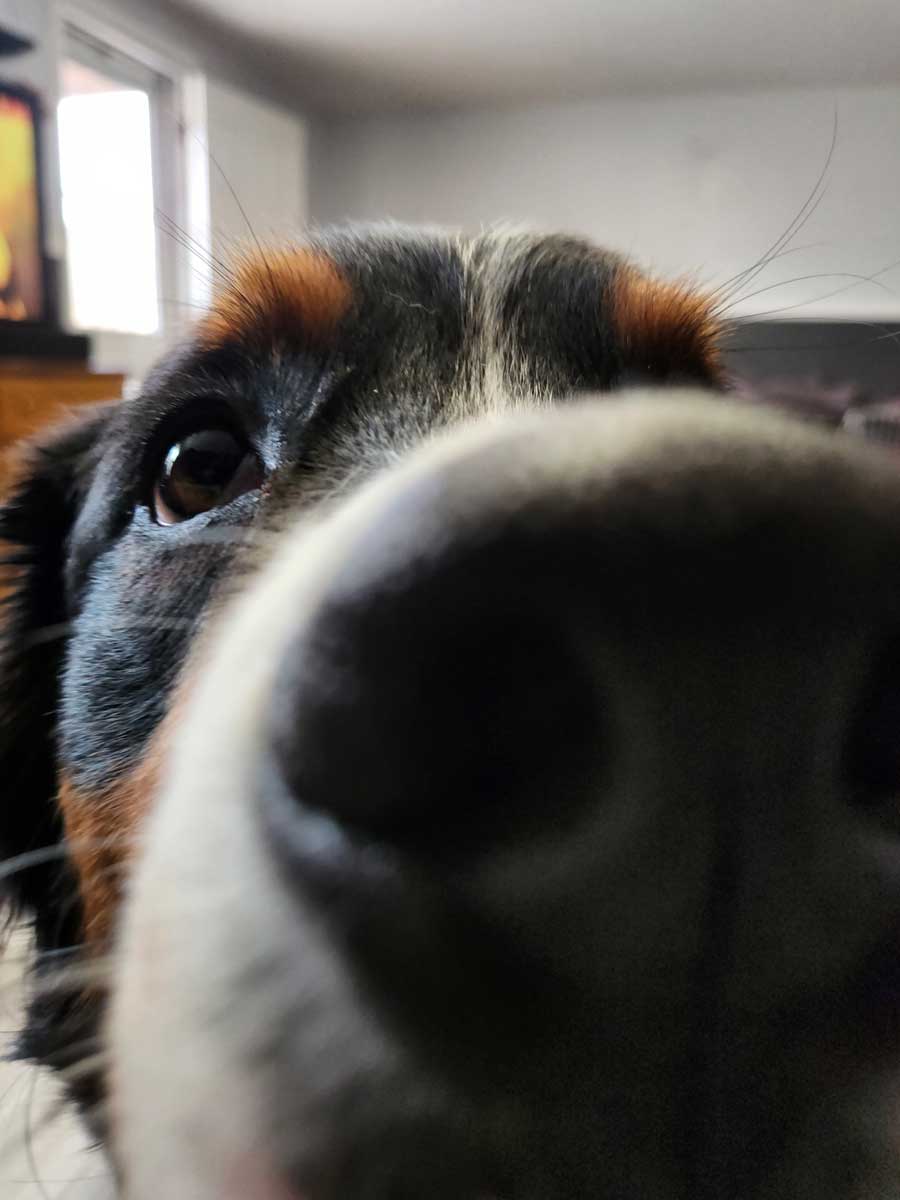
4,225,900,1200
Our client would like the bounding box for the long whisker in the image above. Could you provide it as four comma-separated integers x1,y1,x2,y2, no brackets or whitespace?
0,847,75,884
705,239,831,295
726,261,900,321
713,187,830,303
716,266,900,315
867,328,900,346
155,209,235,287
170,111,282,315
0,834,136,887
713,109,838,303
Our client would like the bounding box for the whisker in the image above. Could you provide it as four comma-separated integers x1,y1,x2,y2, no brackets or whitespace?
174,118,262,252
703,239,833,297
0,847,74,883
156,210,265,321
165,111,283,321
0,834,136,887
154,224,228,291
720,183,831,307
155,98,264,258
155,209,234,286
868,328,900,346
193,147,277,303
713,108,838,303
727,263,900,321
717,266,900,316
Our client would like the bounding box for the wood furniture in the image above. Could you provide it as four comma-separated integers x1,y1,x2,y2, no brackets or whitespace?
0,358,124,493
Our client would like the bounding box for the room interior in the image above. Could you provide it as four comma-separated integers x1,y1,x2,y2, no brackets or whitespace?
1,1,899,1195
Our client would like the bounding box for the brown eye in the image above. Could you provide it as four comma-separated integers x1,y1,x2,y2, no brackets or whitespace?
152,429,262,525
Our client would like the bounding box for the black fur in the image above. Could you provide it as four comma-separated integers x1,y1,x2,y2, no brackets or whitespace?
0,412,109,936
0,228,718,1104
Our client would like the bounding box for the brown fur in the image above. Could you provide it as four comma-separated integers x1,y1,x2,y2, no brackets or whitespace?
610,264,722,381
198,248,352,351
58,766,158,949
56,691,192,948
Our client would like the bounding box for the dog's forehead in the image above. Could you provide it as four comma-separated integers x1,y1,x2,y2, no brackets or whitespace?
68,227,724,612
194,227,721,391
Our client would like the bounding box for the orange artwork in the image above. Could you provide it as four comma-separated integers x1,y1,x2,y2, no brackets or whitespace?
0,90,44,322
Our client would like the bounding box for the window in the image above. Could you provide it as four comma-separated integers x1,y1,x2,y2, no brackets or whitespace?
57,27,176,336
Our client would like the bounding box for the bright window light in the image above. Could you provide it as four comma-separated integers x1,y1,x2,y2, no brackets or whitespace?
58,77,159,335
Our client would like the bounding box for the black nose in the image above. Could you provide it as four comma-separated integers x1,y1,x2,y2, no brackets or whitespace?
245,397,900,1200
267,398,900,853
268,525,606,853
263,399,900,1014
255,397,900,1189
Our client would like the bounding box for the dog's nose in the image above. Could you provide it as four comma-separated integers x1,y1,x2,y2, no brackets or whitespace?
263,396,900,1009
268,511,605,853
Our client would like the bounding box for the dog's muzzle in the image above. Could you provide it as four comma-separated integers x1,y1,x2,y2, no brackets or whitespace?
111,394,900,1200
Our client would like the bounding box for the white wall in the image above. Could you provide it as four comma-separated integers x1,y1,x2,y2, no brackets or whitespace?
310,86,900,321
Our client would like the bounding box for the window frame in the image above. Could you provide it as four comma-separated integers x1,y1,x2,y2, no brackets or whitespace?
54,1,212,376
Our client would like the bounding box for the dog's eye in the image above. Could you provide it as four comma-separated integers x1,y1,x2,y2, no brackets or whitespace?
152,429,262,525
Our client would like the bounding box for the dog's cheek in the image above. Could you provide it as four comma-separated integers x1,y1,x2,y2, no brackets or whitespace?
56,689,190,948
57,768,156,949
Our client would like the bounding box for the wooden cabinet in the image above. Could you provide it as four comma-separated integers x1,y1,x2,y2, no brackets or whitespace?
0,359,124,493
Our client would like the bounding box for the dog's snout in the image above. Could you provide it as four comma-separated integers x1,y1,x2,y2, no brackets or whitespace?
843,639,900,822
115,396,900,1200
256,399,900,999
267,542,604,853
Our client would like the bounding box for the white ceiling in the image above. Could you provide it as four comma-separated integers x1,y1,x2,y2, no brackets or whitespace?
168,0,900,113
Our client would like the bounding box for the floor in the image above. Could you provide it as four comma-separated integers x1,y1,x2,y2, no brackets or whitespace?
0,929,115,1200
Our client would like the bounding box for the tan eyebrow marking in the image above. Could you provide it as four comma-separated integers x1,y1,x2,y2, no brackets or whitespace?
610,264,722,381
198,247,352,351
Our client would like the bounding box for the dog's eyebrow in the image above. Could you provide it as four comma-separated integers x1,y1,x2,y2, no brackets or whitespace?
198,248,352,352
610,263,721,380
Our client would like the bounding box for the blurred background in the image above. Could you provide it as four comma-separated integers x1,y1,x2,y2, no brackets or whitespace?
1,0,900,407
